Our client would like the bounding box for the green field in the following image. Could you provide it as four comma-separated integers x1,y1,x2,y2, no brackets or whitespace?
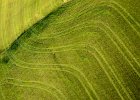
0,0,67,51
0,0,140,99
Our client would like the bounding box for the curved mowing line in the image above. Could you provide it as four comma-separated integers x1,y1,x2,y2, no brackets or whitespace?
98,22,140,67
101,1,140,34
9,33,137,99
62,20,139,71
1,0,139,54
5,0,139,54
19,20,101,50
31,10,104,39
39,1,140,38
12,36,139,83
22,42,86,51
86,46,124,100
111,0,140,27
5,78,66,100
18,20,140,78
0,0,67,53
9,56,100,100
99,2,140,38
7,43,137,99
93,22,140,78
9,45,135,99
89,45,133,100
2,82,61,100
7,35,140,97
8,42,133,99
100,29,140,78
43,0,96,25
11,29,140,79
33,24,100,39
1,0,140,99
28,15,140,59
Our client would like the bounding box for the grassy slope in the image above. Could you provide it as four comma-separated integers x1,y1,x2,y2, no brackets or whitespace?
0,0,140,99
0,0,67,51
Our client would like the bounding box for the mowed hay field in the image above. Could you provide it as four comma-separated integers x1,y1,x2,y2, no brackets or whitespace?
0,0,140,100
0,0,67,51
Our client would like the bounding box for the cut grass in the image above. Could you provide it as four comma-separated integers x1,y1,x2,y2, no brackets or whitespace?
0,0,67,51
0,0,140,99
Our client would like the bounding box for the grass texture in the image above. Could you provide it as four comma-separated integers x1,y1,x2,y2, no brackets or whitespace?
0,0,67,51
0,0,140,99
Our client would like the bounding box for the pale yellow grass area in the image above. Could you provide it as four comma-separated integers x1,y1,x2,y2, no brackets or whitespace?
0,0,67,51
